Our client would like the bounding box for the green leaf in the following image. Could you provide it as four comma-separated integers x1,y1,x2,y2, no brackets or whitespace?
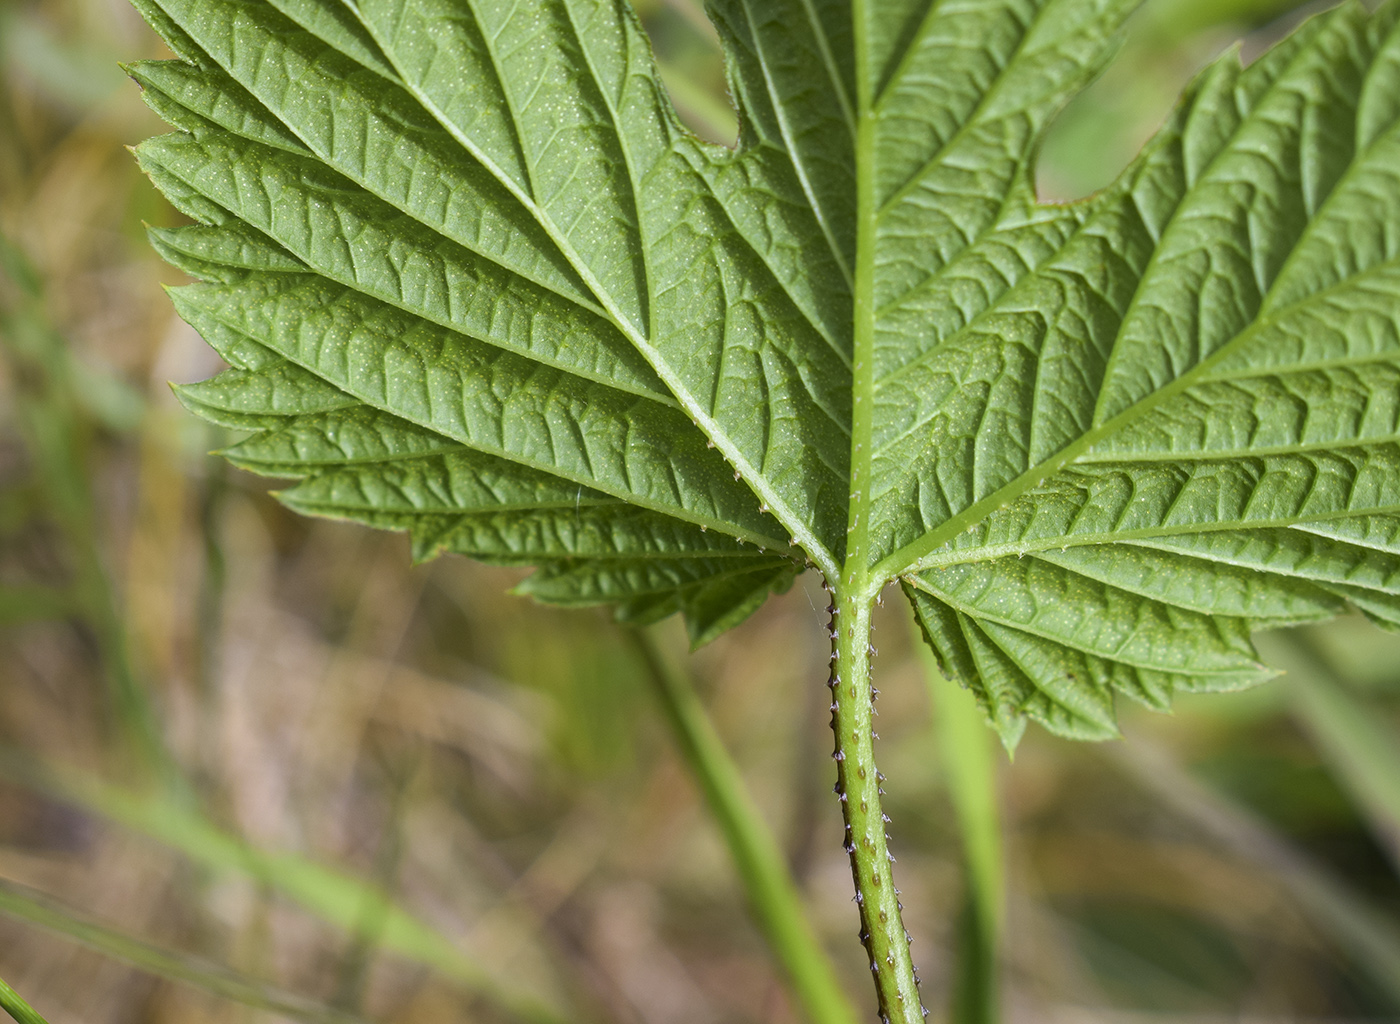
132,0,1400,736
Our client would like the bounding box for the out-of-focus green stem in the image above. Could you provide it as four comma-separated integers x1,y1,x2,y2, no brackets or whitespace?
0,752,575,1024
0,876,361,1024
1109,735,1400,1006
914,630,1003,1024
1278,633,1400,873
632,630,860,1024
0,236,175,792
0,973,49,1024
654,56,737,143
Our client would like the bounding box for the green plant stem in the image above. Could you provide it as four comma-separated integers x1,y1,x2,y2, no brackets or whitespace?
916,635,1002,1024
0,974,48,1024
844,0,922,1011
632,630,859,1024
831,589,923,1024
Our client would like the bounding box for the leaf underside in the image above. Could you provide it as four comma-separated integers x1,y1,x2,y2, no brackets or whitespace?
132,0,1400,743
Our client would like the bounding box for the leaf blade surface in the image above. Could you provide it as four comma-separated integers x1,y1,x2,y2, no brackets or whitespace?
134,0,1400,734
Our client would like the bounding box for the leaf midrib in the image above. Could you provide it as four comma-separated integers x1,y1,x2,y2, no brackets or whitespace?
902,505,1400,572
1089,24,1343,429
1078,434,1400,463
1255,20,1400,316
188,299,796,552
1032,546,1340,618
844,0,878,593
904,575,1263,676
537,557,796,591
1122,535,1400,593
736,1,855,288
873,59,1400,581
346,1,843,578
289,493,801,551
870,236,1400,469
795,0,857,137
152,0,846,575
872,0,1060,218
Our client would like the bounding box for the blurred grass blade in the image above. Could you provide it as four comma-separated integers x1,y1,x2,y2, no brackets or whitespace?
915,623,1003,1024
0,234,171,788
653,56,737,145
1109,736,1400,1006
0,876,362,1024
1279,635,1400,873
0,973,49,1024
1137,0,1318,46
0,752,574,1024
0,8,124,111
0,585,70,626
633,629,860,1024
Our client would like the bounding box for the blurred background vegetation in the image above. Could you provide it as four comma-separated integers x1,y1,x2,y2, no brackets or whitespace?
1,1,1399,1022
